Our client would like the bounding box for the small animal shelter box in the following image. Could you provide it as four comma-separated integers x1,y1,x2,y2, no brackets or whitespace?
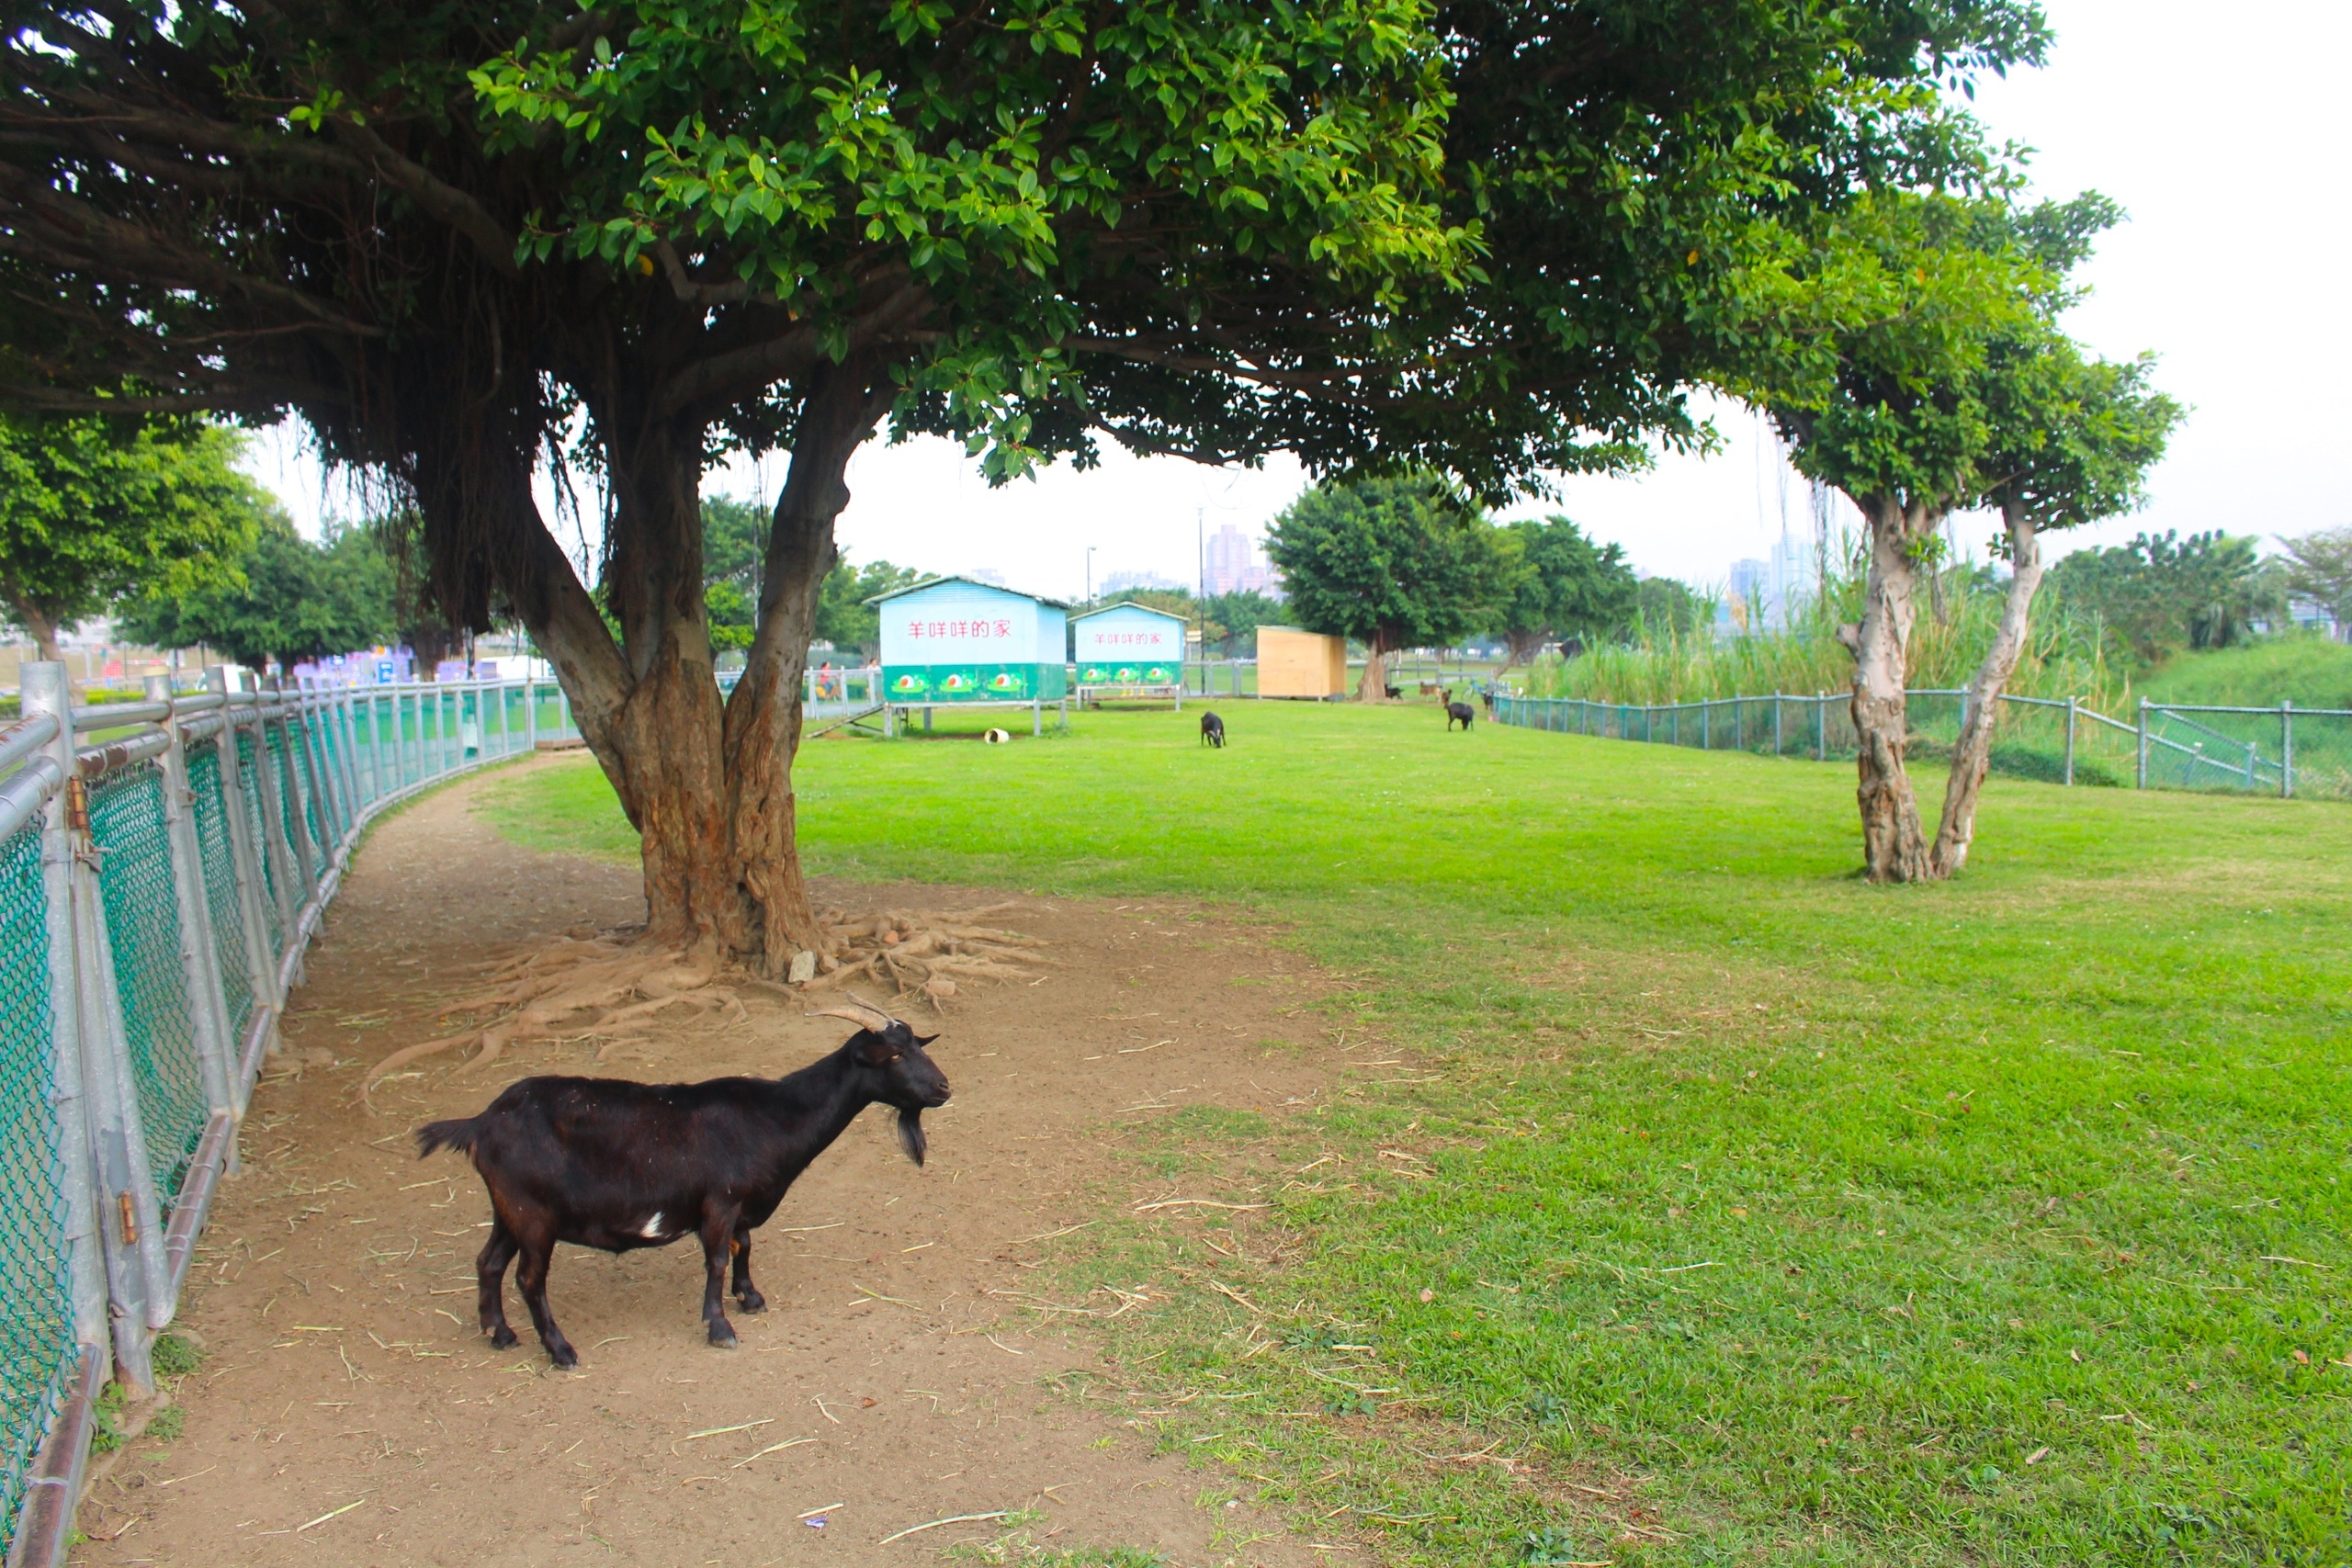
1070,602,1188,687
869,576,1070,703
1255,626,1347,698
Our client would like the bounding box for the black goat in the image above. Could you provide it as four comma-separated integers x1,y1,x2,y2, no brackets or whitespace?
415,998,947,1367
1442,687,1476,730
1200,710,1226,748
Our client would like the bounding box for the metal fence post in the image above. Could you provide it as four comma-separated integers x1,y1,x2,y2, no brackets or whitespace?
34,669,166,1393
251,687,307,948
281,686,330,886
1816,693,1826,761
2064,696,2077,787
2281,700,2294,799
526,676,539,751
140,677,238,1138
21,665,113,1382
204,670,281,1075
1772,695,1782,757
2137,698,2151,790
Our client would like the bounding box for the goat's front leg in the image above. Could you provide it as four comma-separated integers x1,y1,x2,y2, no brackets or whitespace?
475,1218,521,1349
698,1209,742,1348
729,1220,765,1314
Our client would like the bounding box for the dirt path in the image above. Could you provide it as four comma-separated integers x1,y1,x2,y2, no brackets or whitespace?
73,757,1340,1568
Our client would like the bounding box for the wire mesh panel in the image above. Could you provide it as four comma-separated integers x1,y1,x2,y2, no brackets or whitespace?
265,725,313,889
184,740,254,1043
86,763,209,1201
234,730,285,960
0,821,77,1562
306,716,341,847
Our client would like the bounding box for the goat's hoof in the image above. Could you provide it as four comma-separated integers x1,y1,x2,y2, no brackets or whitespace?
488,1325,518,1350
707,1323,739,1349
546,1343,579,1369
735,1290,766,1314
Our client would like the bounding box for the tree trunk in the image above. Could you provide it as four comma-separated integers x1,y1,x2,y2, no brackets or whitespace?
15,604,62,664
1355,631,1391,702
725,360,894,974
1931,500,2041,877
1850,493,1934,883
594,417,751,958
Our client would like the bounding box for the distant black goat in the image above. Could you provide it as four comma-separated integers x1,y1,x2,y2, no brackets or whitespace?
1442,687,1476,731
416,998,947,1367
1200,710,1226,748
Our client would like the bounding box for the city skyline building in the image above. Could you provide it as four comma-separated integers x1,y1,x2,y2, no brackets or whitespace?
1203,523,1282,598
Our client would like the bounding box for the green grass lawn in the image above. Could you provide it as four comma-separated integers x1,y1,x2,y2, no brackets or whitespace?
475,705,2351,1567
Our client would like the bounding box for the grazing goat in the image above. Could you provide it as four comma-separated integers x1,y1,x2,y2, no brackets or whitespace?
1200,710,1226,748
415,998,947,1367
1442,687,1476,731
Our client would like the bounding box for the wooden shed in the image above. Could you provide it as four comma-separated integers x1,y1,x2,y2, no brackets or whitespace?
868,576,1070,704
1256,626,1347,699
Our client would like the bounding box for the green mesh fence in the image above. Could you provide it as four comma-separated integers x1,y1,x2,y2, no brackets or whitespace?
185,741,255,1043
265,725,312,888
1495,692,2352,800
298,723,329,855
235,730,285,962
86,763,209,1201
0,822,77,1562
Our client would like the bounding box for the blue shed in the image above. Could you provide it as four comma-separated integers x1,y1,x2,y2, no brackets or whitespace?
1070,602,1189,689
867,576,1070,703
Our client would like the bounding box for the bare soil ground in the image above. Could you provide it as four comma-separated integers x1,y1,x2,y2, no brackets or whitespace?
72,757,1342,1568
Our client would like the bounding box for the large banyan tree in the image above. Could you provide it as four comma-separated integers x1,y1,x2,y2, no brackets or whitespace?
1,0,2054,963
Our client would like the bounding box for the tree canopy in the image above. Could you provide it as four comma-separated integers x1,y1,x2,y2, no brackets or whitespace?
1490,516,1639,666
2278,528,2352,627
1267,472,1512,699
118,521,398,673
0,413,269,660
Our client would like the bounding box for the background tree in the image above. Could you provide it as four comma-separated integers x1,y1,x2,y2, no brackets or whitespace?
1267,473,1513,701
1932,341,2178,873
1,0,2051,972
2278,527,2352,627
2048,531,2278,665
1201,591,1283,659
1633,577,1713,640
0,413,266,660
813,559,922,660
119,519,398,673
700,495,771,655
1491,516,1639,668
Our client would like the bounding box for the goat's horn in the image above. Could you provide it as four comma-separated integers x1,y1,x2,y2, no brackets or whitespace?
807,993,897,1032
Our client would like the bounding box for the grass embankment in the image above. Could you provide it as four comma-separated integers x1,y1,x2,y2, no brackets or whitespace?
477,706,2351,1568
2141,639,2352,712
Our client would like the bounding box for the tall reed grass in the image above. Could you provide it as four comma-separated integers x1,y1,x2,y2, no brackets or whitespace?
1522,554,2130,715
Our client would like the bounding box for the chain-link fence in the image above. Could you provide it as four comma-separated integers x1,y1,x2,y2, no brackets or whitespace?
1493,691,2352,801
0,668,579,1565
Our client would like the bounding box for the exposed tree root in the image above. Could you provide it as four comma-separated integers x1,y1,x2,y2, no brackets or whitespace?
364,903,1047,1089
804,900,1053,1010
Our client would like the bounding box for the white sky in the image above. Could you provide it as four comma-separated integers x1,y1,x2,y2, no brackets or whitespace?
247,0,2351,600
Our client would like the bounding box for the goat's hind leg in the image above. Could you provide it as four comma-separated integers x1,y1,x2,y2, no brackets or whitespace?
475,1219,521,1350
698,1210,742,1348
512,1227,579,1369
729,1220,765,1314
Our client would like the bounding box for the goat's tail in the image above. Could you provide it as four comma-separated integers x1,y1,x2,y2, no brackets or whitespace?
415,1117,481,1160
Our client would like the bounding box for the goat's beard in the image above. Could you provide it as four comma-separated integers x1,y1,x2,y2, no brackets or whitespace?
897,1109,927,1167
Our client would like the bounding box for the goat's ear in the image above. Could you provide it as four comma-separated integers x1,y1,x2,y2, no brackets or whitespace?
913,1032,940,1049
853,1032,899,1066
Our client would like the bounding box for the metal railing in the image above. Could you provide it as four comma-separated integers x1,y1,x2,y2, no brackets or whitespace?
0,666,579,1567
1490,690,2352,799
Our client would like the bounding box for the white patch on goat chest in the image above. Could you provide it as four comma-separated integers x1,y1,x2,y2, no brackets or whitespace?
640,1213,666,1239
